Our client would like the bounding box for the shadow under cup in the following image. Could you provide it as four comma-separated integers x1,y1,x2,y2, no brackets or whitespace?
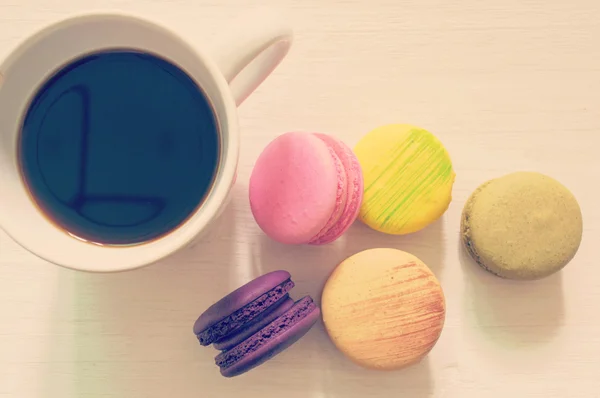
18,49,222,246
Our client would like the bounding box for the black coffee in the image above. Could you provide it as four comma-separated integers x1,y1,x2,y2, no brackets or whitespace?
19,50,219,245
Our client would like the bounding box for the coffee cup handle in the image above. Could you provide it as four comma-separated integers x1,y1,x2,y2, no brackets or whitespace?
208,9,292,106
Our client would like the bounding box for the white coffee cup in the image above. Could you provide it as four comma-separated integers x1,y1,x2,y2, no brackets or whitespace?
0,11,292,272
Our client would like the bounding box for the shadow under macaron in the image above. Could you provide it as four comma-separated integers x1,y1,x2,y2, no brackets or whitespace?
246,217,443,397
313,323,434,398
215,312,434,398
252,233,344,305
343,218,446,278
323,357,433,398
252,215,447,302
459,236,565,348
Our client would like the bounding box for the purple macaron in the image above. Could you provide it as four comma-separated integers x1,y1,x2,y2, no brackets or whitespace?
193,271,320,377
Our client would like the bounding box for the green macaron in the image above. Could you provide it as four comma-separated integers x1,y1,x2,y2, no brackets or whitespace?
461,172,583,280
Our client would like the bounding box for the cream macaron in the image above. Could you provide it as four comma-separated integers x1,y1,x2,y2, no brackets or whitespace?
321,248,446,370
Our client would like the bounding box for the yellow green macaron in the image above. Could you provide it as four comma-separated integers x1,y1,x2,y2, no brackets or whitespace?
461,172,583,280
354,124,455,235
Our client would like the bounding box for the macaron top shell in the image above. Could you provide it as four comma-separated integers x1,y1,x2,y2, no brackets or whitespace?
193,270,292,336
322,248,446,370
462,171,583,280
354,124,455,235
250,132,340,244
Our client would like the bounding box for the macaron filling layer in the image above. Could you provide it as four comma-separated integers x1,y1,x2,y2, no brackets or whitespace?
461,180,499,275
214,297,295,351
215,296,317,369
196,279,295,345
308,145,348,244
310,134,363,245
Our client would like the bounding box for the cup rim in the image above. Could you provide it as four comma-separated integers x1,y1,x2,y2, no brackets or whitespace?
0,12,240,272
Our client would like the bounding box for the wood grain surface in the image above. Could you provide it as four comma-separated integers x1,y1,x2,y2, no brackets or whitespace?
1,0,600,397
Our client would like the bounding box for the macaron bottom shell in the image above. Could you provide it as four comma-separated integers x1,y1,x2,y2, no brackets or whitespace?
216,296,320,377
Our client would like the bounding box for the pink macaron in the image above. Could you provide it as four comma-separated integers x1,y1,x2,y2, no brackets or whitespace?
249,132,363,245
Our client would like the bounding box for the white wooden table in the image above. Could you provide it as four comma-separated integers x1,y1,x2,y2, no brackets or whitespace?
1,1,599,397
